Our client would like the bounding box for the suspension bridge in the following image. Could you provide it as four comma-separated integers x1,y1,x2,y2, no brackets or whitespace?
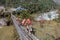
11,13,39,40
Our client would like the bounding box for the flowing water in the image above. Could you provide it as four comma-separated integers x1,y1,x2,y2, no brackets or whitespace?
35,10,59,21
53,0,60,5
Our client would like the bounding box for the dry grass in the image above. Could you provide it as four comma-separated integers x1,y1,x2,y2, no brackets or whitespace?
32,21,60,40
0,25,19,40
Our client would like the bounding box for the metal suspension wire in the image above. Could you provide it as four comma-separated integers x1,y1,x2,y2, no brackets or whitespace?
11,13,39,40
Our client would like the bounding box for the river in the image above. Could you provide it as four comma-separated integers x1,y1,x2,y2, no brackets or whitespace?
53,0,60,5
34,10,59,21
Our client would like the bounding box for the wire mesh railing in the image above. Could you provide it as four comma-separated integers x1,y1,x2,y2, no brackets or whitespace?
11,14,39,40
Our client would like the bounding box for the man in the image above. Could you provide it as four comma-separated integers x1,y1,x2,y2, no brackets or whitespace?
25,18,32,34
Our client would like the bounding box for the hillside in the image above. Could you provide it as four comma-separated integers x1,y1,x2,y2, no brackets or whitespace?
0,0,58,13
21,0,58,13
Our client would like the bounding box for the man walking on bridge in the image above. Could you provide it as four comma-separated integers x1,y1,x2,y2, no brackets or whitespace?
25,18,32,34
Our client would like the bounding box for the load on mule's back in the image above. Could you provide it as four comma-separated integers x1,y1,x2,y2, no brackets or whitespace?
21,18,32,34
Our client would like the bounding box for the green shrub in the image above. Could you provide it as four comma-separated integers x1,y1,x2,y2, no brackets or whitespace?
53,14,60,23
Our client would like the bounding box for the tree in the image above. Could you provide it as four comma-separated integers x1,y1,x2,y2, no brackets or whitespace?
54,14,60,23
16,10,30,19
57,14,60,22
21,0,57,13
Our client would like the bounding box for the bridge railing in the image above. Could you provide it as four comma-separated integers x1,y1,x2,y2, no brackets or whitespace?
11,14,29,40
11,14,39,40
